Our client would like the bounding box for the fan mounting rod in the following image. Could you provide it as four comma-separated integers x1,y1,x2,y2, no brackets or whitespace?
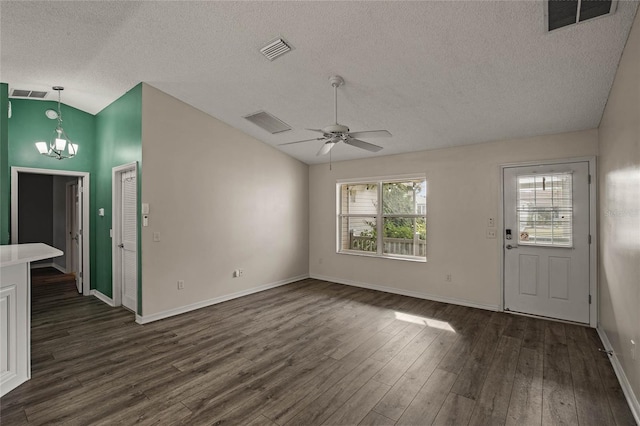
329,75,344,125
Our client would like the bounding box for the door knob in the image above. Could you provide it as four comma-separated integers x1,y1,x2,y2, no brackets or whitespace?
506,244,518,250
118,243,124,248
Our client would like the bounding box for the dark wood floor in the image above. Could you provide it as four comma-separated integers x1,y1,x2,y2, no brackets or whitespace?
0,269,635,425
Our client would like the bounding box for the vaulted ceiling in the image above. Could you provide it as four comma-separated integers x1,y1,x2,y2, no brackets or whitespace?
2,1,638,164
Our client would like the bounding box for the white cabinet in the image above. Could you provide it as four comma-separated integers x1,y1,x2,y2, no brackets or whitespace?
0,244,62,397
0,263,29,397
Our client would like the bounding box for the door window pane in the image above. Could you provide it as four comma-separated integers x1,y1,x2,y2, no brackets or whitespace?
516,173,573,246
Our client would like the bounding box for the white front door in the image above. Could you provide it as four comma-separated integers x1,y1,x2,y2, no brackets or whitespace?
503,161,591,323
120,170,137,312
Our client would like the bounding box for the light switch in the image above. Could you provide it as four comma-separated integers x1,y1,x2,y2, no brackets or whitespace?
143,215,149,227
486,229,497,239
142,203,150,214
153,232,160,242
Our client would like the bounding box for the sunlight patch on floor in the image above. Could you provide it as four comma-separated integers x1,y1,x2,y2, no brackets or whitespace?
394,311,455,332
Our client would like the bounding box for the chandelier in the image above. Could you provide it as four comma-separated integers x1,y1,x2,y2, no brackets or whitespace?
35,86,78,160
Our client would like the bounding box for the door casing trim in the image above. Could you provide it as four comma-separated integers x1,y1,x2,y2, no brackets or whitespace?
499,156,597,327
112,162,138,311
10,167,91,296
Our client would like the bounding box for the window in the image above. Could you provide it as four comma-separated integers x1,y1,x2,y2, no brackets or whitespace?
338,177,427,261
516,173,573,246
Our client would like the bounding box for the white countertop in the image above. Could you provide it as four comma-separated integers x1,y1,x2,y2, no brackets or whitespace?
0,243,63,267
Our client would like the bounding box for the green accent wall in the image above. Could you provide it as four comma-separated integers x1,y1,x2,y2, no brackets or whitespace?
3,82,142,313
7,98,97,288
95,84,142,310
0,84,8,245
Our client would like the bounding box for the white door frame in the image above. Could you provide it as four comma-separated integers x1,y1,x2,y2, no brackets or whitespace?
65,181,75,273
11,167,91,296
499,156,597,327
111,161,138,310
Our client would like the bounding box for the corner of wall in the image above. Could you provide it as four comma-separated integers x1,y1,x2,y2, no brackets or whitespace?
0,83,9,245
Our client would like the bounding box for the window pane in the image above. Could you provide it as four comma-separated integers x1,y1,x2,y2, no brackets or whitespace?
341,216,377,253
382,180,426,215
516,173,573,246
341,184,378,215
382,217,426,257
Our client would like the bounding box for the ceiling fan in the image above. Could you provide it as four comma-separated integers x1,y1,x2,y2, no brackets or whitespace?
279,75,391,156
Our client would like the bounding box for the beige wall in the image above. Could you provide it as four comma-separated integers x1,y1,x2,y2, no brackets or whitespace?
140,84,309,317
598,8,640,411
309,129,598,309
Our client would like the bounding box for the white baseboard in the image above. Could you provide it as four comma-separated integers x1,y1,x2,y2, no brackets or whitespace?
135,274,310,325
91,289,115,307
596,326,640,424
309,273,500,312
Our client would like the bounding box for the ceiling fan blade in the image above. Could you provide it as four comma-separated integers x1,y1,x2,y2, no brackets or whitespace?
305,128,325,134
317,141,337,156
278,137,324,146
344,138,383,152
347,130,392,139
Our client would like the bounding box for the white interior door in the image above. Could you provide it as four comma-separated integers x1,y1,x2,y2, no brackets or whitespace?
120,170,137,312
69,180,83,293
503,162,590,323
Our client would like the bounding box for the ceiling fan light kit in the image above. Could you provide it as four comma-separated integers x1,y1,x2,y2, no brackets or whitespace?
279,75,391,157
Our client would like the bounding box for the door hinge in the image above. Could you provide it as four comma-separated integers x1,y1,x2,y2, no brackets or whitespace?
79,272,83,278
79,229,83,236
589,294,592,304
588,174,591,184
589,234,592,244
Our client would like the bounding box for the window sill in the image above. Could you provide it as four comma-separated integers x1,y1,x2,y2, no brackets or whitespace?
337,250,427,263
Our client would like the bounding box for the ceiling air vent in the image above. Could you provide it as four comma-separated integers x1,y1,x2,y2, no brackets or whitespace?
260,38,292,61
244,111,292,134
11,89,49,98
546,0,617,32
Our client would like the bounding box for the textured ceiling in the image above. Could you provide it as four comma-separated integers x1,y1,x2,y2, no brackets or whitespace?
1,1,638,164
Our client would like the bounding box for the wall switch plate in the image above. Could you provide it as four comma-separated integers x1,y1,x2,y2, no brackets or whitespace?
486,229,497,239
142,203,149,214
153,232,160,242
488,217,495,227
177,280,184,290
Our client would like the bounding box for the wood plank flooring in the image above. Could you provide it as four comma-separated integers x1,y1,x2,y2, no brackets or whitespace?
0,269,635,425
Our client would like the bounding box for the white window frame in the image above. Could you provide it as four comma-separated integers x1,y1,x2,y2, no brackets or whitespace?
336,174,427,262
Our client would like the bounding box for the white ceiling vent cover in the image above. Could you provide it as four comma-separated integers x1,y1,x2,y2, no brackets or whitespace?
11,89,49,98
260,38,292,61
244,111,292,134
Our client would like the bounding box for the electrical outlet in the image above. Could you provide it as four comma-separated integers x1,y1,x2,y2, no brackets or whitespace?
632,340,636,360
153,232,160,242
488,217,495,227
234,269,244,278
177,280,184,290
445,274,452,282
486,229,497,239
